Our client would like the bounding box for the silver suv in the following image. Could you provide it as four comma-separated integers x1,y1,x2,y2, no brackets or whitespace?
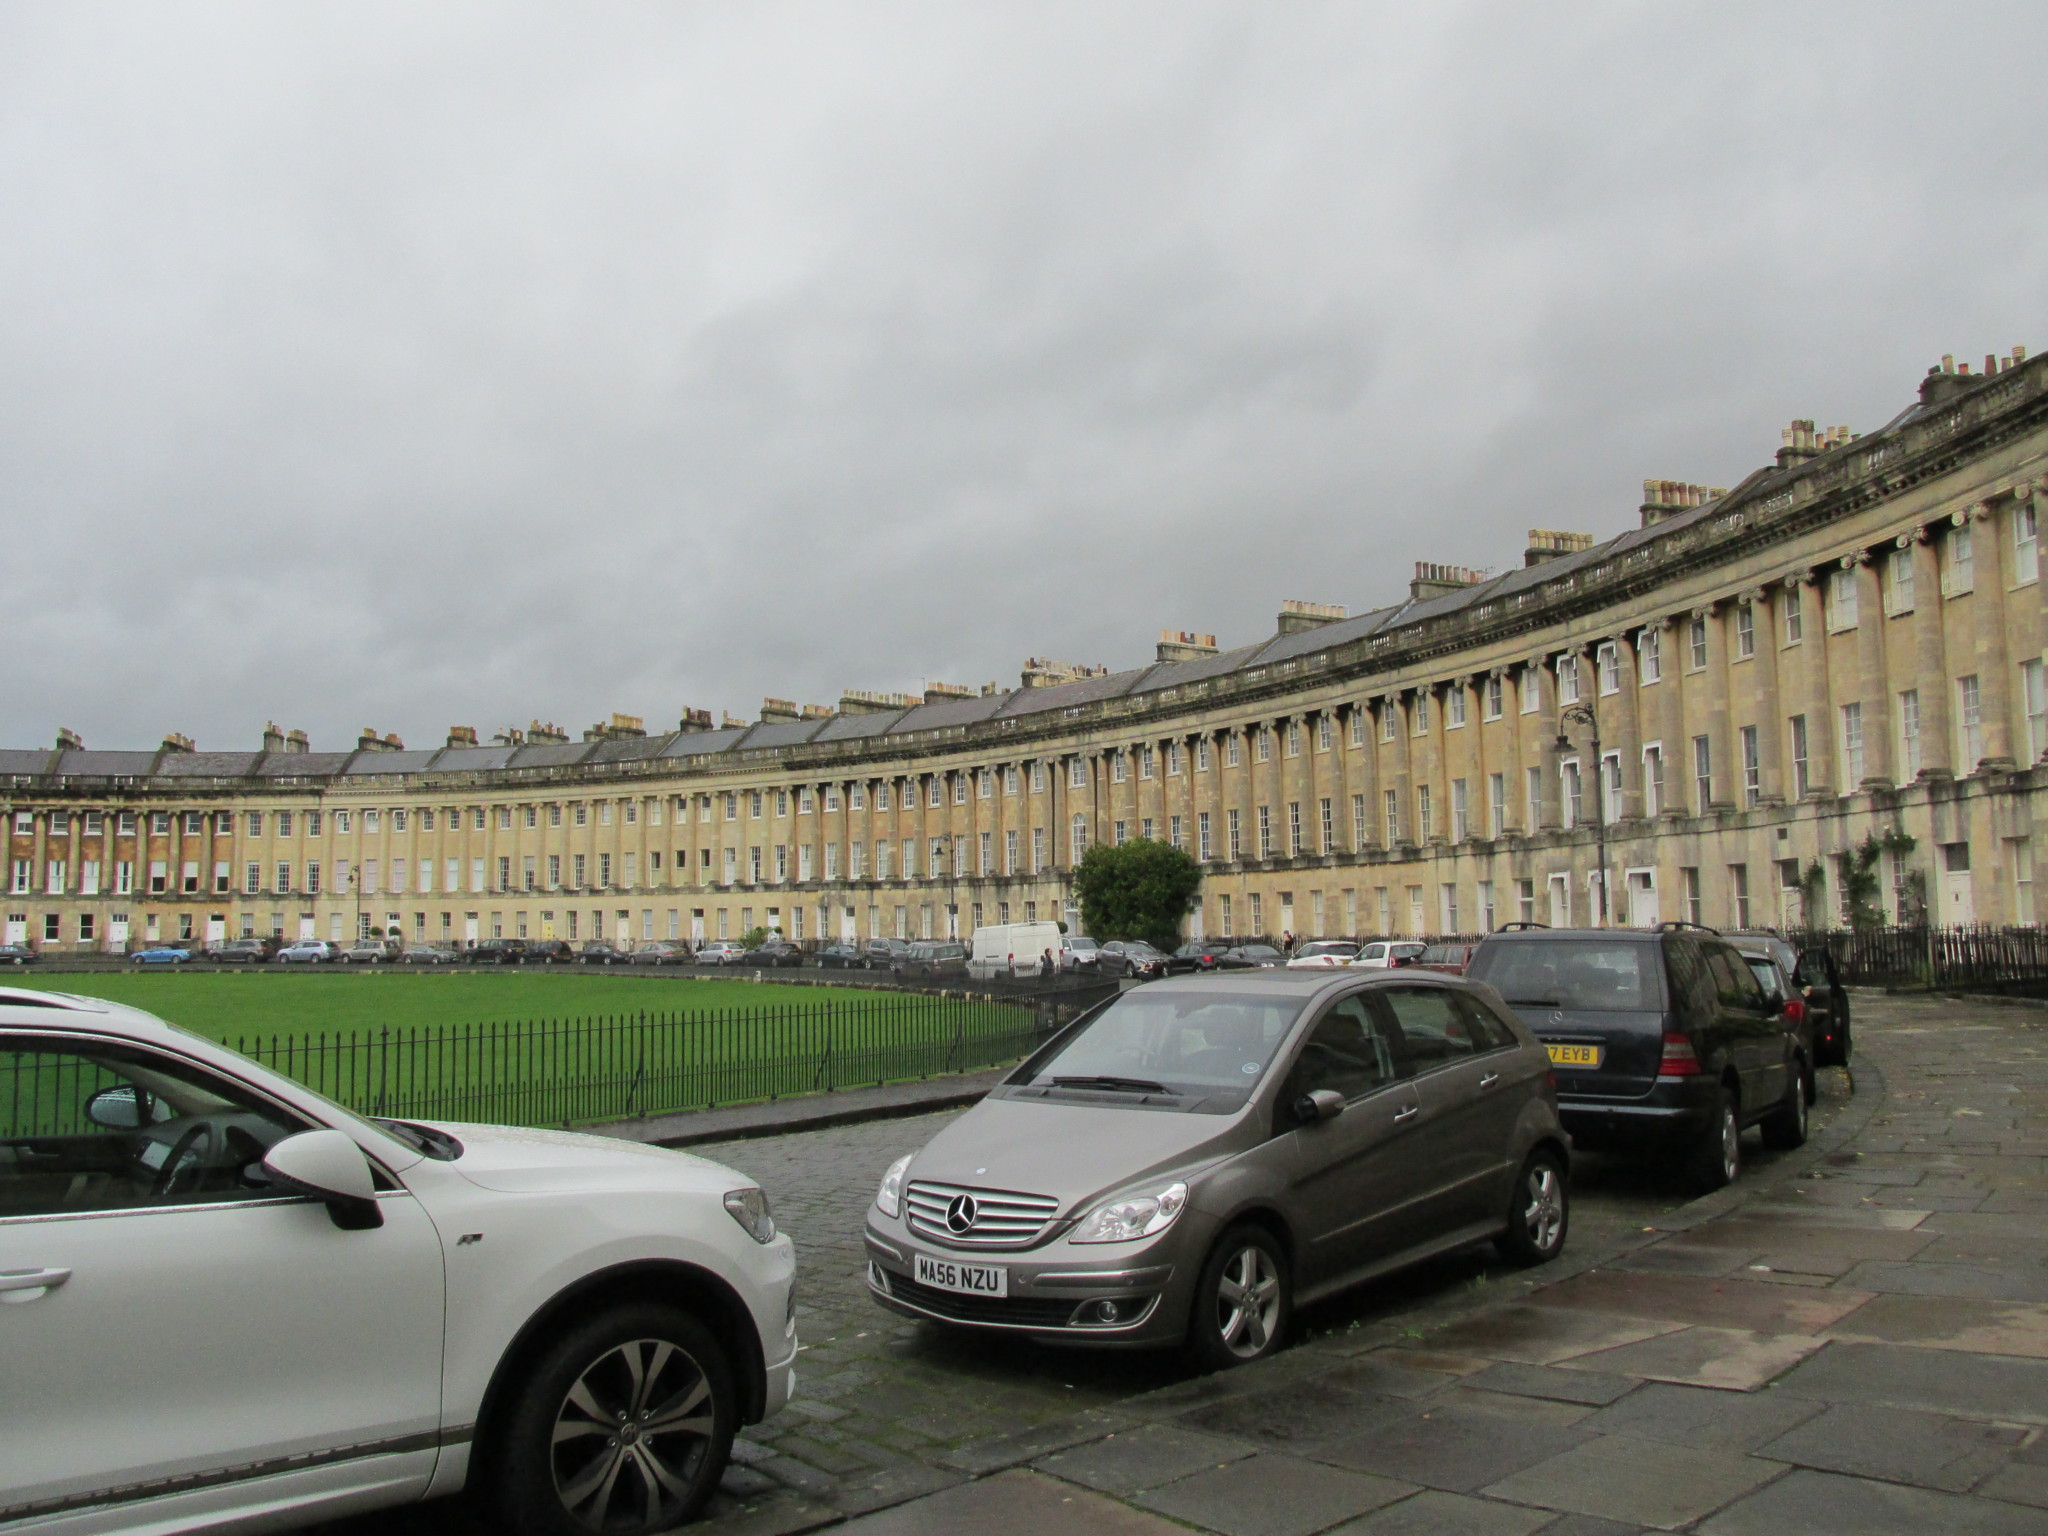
865,970,1568,1369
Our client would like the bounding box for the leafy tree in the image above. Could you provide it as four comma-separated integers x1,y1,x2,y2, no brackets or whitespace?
736,926,771,949
1072,838,1202,951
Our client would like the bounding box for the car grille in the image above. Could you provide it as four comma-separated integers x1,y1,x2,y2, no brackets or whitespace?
873,1267,1081,1327
905,1181,1061,1248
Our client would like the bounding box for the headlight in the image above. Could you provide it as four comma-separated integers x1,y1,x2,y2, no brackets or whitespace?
875,1153,913,1218
1070,1181,1189,1244
723,1186,777,1244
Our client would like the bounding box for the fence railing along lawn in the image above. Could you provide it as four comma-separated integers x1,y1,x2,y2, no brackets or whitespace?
233,990,1045,1129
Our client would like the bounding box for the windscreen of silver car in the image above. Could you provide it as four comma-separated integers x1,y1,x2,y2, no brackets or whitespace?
2,1042,313,1216
1017,993,1306,1109
1469,942,1663,1011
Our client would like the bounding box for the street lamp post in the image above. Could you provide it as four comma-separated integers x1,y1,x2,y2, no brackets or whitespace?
1556,702,1610,927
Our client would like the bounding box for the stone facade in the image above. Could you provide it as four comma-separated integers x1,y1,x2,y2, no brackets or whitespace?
7,351,2048,952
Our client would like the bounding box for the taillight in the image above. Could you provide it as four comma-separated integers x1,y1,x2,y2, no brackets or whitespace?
1658,1033,1701,1077
1784,998,1805,1024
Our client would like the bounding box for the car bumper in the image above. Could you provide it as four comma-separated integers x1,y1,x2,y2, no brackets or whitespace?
1557,1079,1720,1143
862,1214,1197,1349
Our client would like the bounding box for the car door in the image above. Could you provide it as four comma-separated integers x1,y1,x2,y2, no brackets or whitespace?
0,1033,446,1529
1703,944,1785,1116
1374,984,1526,1231
1272,993,1429,1283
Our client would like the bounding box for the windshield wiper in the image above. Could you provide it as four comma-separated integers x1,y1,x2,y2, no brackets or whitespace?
1505,998,1562,1008
1050,1075,1170,1094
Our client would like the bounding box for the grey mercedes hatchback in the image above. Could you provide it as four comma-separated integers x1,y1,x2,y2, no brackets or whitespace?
864,969,1568,1369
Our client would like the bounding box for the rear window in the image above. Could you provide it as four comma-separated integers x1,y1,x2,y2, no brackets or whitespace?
1469,940,1663,1011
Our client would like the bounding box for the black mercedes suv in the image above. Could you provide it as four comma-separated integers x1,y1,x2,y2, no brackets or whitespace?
1467,924,1809,1191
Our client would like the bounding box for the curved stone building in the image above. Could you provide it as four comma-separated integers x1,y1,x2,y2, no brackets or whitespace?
7,350,2047,953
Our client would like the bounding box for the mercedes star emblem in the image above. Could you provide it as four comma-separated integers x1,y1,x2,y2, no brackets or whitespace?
945,1193,979,1234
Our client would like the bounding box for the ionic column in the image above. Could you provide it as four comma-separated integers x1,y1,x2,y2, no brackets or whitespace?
1962,502,2015,769
1851,551,1892,787
1911,526,1953,777
1607,636,1644,820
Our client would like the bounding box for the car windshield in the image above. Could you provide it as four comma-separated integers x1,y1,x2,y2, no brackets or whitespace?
1297,942,1358,959
1237,945,1281,960
1471,940,1660,1010
1019,991,1306,1101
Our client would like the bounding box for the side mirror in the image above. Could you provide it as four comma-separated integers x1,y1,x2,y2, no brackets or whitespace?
85,1084,143,1129
261,1129,384,1230
1293,1088,1345,1125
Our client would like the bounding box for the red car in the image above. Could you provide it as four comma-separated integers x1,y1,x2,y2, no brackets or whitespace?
1409,941,1478,975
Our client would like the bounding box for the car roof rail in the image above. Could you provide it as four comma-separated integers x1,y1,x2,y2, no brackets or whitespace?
1653,920,1722,935
1493,921,1550,931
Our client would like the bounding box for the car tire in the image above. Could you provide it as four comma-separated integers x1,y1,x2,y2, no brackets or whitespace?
1184,1224,1291,1372
488,1301,737,1536
1685,1084,1742,1193
1496,1148,1569,1267
1761,1061,1811,1151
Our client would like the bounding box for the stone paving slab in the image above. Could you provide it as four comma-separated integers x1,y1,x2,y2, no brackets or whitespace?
1696,1467,2048,1535
834,1468,1186,1534
1821,1292,2048,1356
1479,1434,1783,1529
1131,1452,1419,1536
1754,1401,2027,1493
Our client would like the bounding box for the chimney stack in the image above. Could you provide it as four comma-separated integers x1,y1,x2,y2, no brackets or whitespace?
55,727,83,751
922,681,974,704
1409,564,1489,602
160,732,194,754
839,689,916,713
284,729,309,754
1638,482,1726,528
1276,600,1346,636
527,720,569,745
759,697,801,723
261,722,285,753
446,726,478,748
677,708,714,733
1524,529,1595,567
1156,630,1219,663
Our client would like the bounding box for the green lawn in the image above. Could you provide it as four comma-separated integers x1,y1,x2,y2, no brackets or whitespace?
8,971,856,1045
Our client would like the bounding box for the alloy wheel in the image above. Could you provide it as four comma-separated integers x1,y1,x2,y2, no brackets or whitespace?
550,1337,718,1533
1521,1162,1566,1254
1214,1244,1282,1359
1718,1103,1740,1183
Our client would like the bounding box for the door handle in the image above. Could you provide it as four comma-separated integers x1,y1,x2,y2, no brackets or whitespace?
1392,1105,1418,1124
0,1267,72,1302
1478,1073,1500,1090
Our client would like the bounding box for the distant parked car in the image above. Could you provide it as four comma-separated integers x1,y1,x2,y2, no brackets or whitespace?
747,939,804,968
274,939,336,965
0,944,39,966
343,940,394,965
1218,944,1285,970
1097,940,1169,979
130,944,195,965
400,945,459,965
893,941,967,980
1059,935,1103,972
1729,931,1852,1067
1285,941,1360,970
1355,940,1427,970
1410,942,1478,976
695,941,746,966
576,942,629,966
1168,940,1235,973
863,938,911,970
467,939,528,966
629,942,687,966
817,943,863,969
521,939,574,965
211,938,272,964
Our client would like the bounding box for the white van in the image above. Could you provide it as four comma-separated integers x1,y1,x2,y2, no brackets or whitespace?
968,922,1064,979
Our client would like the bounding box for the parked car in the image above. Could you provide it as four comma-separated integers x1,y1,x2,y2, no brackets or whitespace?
817,943,863,969
1168,940,1236,973
1286,941,1361,970
746,939,805,968
630,941,688,966
210,937,272,964
130,944,195,965
522,939,575,965
1410,942,1478,976
866,969,1569,1366
0,987,796,1535
577,942,630,966
1355,940,1428,970
400,944,460,965
467,938,529,966
1059,935,1103,972
1218,944,1285,970
1467,925,1810,1192
1727,942,1819,1105
863,937,912,970
343,939,394,965
0,944,39,966
1729,931,1852,1067
274,939,337,965
695,941,746,966
1097,940,1169,979
893,941,968,980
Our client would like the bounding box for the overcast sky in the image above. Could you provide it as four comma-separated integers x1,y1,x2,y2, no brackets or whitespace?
4,3,2046,754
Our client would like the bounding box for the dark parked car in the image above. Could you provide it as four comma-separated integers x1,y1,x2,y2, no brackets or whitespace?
862,938,911,970
522,939,574,965
1218,944,1285,970
1410,942,1478,977
1468,925,1810,1191
577,942,629,966
0,944,38,966
1729,932,1851,1067
629,941,688,966
210,937,272,964
817,943,863,969
893,941,967,980
1098,940,1169,979
746,939,804,968
1168,940,1236,973
401,945,460,965
467,938,529,965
